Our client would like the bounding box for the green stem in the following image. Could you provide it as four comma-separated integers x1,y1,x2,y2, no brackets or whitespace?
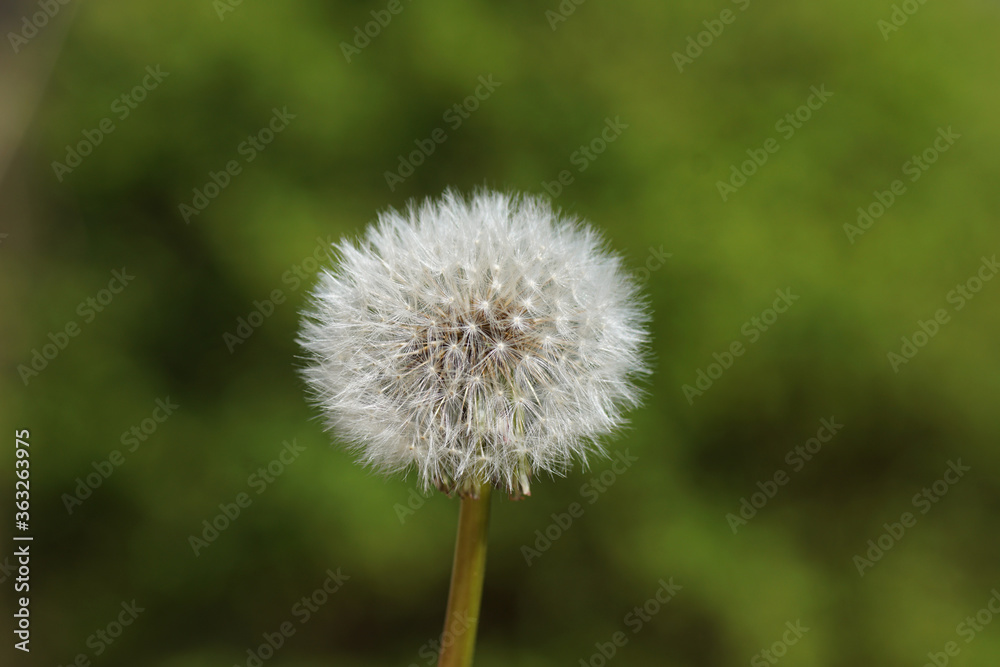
438,482,492,667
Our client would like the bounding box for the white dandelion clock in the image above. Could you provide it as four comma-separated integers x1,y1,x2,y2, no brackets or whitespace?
299,189,649,498
298,189,650,667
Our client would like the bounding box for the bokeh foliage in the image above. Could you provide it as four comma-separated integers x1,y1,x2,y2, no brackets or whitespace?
3,0,1000,665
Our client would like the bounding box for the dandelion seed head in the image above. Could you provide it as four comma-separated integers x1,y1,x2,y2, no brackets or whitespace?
298,189,649,496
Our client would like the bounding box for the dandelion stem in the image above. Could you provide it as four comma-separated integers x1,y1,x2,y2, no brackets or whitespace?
438,481,492,667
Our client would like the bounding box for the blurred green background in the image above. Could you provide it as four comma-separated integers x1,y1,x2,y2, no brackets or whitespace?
2,0,1000,665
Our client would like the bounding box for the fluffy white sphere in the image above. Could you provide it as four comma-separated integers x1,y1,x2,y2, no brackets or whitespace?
299,190,649,496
